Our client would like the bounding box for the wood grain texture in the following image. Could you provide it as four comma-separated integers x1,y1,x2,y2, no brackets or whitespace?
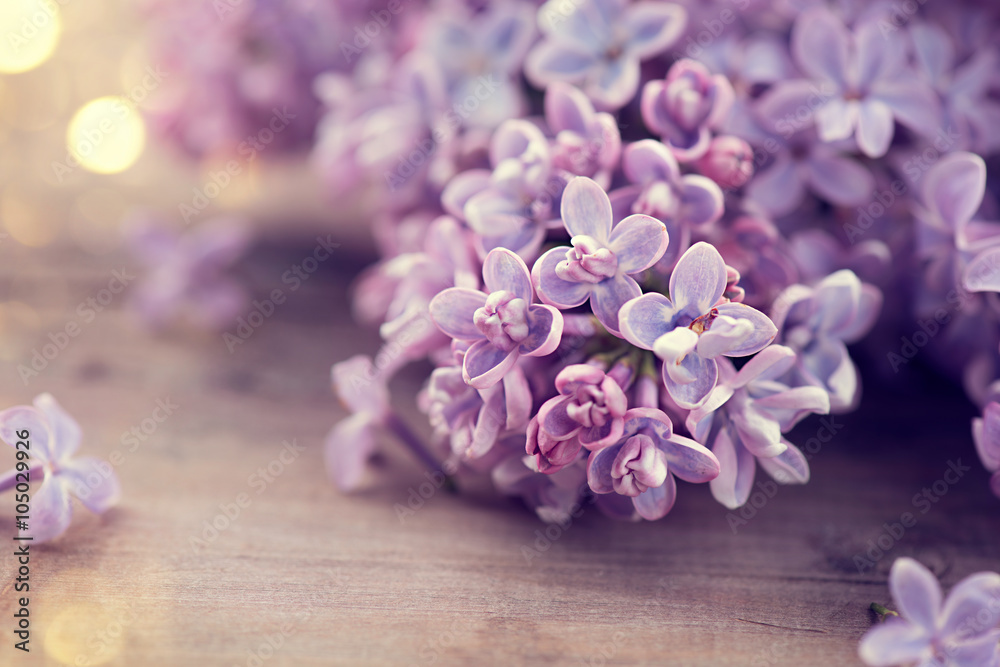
0,241,997,667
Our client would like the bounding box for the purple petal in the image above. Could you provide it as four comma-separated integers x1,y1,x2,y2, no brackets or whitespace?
939,571,1000,640
731,345,797,388
540,396,584,440
525,42,596,86
587,444,619,494
590,56,640,110
537,0,612,47
463,339,520,389
325,414,379,493
755,387,831,429
608,214,669,274
520,304,564,357
465,189,528,238
654,327,700,381
856,99,894,158
483,248,533,302
815,98,858,143
619,292,676,350
591,274,641,335
32,393,82,461
0,405,53,463
803,338,858,411
758,440,810,484
545,82,594,134
632,474,676,520
870,81,942,138
753,80,828,135
429,288,488,340
713,303,777,356
890,557,943,633
332,356,391,416
973,403,1000,470
791,8,849,87
857,620,932,666
59,456,121,514
623,139,680,185
921,152,986,231
490,119,549,166
532,247,594,308
838,284,881,343
23,472,72,543
670,242,727,316
659,434,720,483
561,176,614,242
813,270,862,334
503,368,532,431
696,315,755,359
679,175,724,226
442,169,491,220
709,427,756,509
662,354,718,409
746,154,806,217
622,2,686,59
803,152,875,207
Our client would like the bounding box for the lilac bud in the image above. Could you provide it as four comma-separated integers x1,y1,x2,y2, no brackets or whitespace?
695,136,755,190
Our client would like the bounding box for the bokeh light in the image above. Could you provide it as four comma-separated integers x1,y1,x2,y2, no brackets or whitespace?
66,96,146,174
0,0,62,74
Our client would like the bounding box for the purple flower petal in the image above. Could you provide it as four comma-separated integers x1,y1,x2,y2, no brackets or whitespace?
679,175,725,226
632,474,676,520
561,176,614,242
857,619,932,666
659,434,720,483
815,98,858,143
623,139,680,185
696,315,754,359
713,303,778,356
465,189,528,238
608,214,669,274
921,152,986,231
324,414,378,493
587,444,618,494
791,9,849,88
709,427,756,509
758,440,810,484
591,56,641,110
813,270,862,333
747,153,806,217
662,354,718,409
430,288,488,341
803,152,875,207
483,248,533,302
490,119,549,166
519,304,564,357
332,355,391,416
731,345,797,388
545,82,594,134
532,246,594,308
732,408,785,458
890,557,943,633
619,292,677,350
442,169,492,220
0,405,53,463
59,456,122,514
525,42,596,86
463,339,520,389
540,396,584,440
939,571,1000,639
24,472,72,543
591,274,641,335
655,327,700,381
870,81,941,138
670,242,727,316
973,403,1000,471
856,99,895,158
622,2,685,59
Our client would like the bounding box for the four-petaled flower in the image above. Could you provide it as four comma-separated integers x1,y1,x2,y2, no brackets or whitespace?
0,394,121,543
527,364,628,473
533,176,669,335
431,248,564,389
587,408,720,520
619,242,778,409
859,557,1000,667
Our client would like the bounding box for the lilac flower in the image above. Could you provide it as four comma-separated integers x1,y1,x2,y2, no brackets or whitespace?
609,139,724,269
771,269,882,411
686,346,829,509
525,0,687,110
422,359,531,461
757,8,941,158
694,135,755,190
859,557,1000,667
587,408,719,520
640,59,735,162
126,215,250,332
442,120,562,260
788,229,891,286
0,394,121,543
532,176,669,335
972,402,1000,499
493,444,589,524
430,248,563,389
325,355,391,492
526,364,628,473
745,132,876,217
619,242,778,409
544,82,622,186
715,216,800,309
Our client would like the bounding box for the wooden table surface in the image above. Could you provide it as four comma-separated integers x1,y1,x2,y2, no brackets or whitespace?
0,238,997,667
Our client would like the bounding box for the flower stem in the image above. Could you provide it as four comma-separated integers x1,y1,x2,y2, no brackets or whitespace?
0,463,45,494
870,602,898,622
385,413,457,493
